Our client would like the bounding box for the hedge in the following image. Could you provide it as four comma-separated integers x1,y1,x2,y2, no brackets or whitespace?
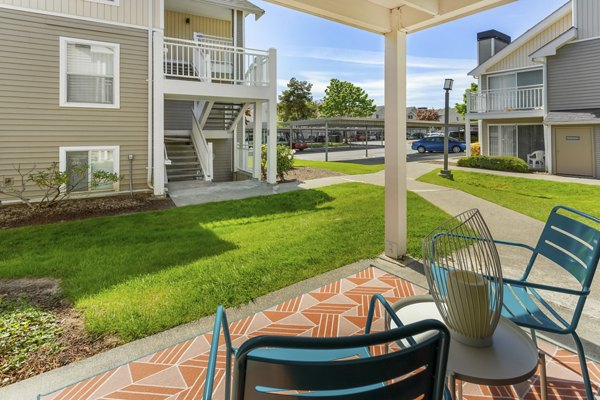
457,156,530,173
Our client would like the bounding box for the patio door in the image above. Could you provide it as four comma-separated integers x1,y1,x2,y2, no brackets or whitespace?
489,125,517,156
555,127,594,176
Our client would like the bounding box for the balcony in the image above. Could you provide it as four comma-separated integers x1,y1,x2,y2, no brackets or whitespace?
467,86,544,115
163,36,270,87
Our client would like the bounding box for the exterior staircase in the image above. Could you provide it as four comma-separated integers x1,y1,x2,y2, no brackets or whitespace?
204,102,245,131
163,101,249,183
164,136,203,182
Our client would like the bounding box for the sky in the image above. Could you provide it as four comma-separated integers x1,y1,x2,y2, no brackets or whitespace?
245,0,568,108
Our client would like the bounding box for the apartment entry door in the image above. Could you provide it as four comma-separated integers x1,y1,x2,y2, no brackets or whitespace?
555,126,594,177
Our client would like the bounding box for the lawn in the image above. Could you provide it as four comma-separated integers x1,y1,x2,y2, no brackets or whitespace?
0,183,449,341
294,159,385,175
418,169,600,221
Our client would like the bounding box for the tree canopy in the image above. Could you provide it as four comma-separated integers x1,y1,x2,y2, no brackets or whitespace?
277,78,318,122
455,82,478,118
319,79,377,118
416,108,439,121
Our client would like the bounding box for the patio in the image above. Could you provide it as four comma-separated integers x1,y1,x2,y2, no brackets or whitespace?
39,265,599,400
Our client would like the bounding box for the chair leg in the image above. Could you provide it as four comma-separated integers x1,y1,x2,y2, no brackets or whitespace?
572,332,594,400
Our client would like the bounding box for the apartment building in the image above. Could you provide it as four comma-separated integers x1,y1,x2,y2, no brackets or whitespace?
466,0,600,178
0,0,278,203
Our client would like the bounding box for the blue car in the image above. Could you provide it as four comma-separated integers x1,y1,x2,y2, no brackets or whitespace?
411,136,466,153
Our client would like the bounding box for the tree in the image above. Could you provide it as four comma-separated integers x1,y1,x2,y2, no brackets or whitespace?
319,79,377,118
416,108,439,121
277,78,318,122
455,82,478,118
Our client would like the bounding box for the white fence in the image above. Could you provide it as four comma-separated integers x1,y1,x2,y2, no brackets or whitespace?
164,37,270,86
468,86,543,113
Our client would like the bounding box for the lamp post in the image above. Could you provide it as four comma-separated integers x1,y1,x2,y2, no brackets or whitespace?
440,78,454,179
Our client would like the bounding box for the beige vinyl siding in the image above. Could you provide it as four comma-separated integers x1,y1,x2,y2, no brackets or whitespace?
547,38,600,111
595,126,600,178
0,8,149,201
165,10,231,40
487,13,572,73
576,0,600,40
208,139,233,182
0,0,160,28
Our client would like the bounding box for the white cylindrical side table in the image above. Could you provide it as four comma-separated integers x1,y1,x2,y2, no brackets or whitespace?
389,295,546,400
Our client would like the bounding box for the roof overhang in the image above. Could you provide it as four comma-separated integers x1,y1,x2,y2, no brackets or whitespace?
545,109,600,125
530,26,577,60
171,0,265,20
262,0,514,34
469,1,572,76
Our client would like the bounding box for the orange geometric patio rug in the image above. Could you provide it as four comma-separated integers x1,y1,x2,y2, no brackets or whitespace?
39,266,599,400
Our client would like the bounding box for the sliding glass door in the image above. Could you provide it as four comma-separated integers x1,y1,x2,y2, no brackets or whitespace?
488,124,544,161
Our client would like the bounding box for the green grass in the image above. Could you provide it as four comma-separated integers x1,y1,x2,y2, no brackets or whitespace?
0,183,448,341
418,169,600,221
294,159,385,175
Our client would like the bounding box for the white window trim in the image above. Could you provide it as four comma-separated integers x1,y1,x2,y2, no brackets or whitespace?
486,68,543,90
59,37,120,109
488,123,544,157
59,146,120,192
86,0,120,6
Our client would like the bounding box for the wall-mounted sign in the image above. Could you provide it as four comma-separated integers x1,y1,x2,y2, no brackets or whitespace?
566,136,580,141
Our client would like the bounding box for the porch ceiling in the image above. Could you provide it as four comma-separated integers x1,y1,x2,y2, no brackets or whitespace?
262,0,515,34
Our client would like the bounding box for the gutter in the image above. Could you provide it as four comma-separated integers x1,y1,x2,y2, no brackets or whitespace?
147,0,154,190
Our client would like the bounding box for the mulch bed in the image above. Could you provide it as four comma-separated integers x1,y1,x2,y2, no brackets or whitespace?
0,194,174,229
0,279,122,387
283,166,344,182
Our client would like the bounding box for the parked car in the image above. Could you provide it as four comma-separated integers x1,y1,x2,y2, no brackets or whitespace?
277,137,308,151
411,136,466,153
292,142,308,151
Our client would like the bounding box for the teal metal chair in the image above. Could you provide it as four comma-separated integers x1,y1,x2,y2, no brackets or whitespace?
202,294,450,400
497,205,600,400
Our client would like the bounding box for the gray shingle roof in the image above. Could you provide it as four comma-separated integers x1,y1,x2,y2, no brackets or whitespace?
545,109,600,124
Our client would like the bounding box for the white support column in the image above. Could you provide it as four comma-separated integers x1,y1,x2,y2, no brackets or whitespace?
253,102,263,179
266,48,278,184
465,117,472,156
544,124,552,173
152,30,165,196
384,11,408,259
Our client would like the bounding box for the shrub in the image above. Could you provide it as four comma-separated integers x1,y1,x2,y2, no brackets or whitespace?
457,156,529,173
470,142,481,156
0,162,121,210
261,144,295,182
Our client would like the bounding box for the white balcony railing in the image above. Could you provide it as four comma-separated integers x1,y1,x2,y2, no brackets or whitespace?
468,86,543,113
238,144,253,174
163,37,270,86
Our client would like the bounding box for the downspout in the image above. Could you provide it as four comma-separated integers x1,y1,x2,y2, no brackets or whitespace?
147,0,154,189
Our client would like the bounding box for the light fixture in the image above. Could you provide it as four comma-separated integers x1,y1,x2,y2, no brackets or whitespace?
443,78,454,91
440,78,454,179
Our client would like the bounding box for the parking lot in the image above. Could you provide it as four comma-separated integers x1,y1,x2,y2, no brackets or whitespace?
294,141,465,164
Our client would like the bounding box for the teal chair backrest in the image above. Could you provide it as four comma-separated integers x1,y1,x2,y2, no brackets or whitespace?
232,319,449,400
531,206,600,288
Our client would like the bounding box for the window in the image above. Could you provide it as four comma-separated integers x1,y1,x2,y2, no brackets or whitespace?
488,125,544,160
60,37,120,108
488,69,542,90
59,146,120,192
